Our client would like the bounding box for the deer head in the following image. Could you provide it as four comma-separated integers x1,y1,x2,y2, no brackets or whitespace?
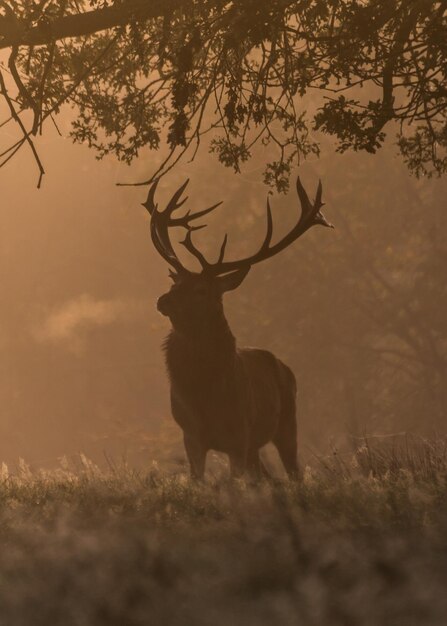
143,177,333,331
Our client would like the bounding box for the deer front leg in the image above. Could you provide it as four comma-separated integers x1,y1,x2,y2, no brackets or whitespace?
228,439,249,479
183,433,207,480
229,454,245,479
246,448,263,481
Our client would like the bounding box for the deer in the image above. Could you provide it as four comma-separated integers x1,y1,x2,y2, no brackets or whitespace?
143,176,333,480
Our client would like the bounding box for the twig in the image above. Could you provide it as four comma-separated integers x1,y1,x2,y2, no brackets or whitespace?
0,69,44,187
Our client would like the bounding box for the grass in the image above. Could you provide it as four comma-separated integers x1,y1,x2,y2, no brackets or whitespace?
0,437,447,626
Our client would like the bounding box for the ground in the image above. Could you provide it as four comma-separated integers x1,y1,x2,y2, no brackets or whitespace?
0,438,446,626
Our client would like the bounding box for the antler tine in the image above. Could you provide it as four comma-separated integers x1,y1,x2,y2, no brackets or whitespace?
204,176,333,276
142,178,190,218
295,176,314,223
155,181,191,259
217,234,228,265
144,179,188,272
259,196,274,254
209,197,273,276
313,180,333,228
142,178,159,216
146,178,227,274
149,218,184,272
296,177,333,228
171,201,223,227
173,199,224,272
315,179,323,208
181,229,211,270
165,178,190,216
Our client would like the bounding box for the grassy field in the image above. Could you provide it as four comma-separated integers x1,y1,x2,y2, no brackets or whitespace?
1,437,447,626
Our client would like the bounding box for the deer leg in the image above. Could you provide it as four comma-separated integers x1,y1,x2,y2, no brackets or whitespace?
273,412,300,479
274,372,300,480
183,434,207,480
229,456,244,479
273,435,300,480
229,443,248,479
246,448,263,481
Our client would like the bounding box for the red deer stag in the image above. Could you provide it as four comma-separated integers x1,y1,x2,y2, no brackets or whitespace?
144,177,333,479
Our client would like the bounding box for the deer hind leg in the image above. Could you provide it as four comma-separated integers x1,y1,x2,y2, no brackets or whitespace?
183,434,207,480
274,435,299,480
274,386,300,480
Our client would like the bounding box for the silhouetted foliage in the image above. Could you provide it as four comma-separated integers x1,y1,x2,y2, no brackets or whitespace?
0,0,446,187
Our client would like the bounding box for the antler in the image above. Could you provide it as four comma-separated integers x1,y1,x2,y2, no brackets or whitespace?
144,176,333,276
207,177,334,275
142,179,222,273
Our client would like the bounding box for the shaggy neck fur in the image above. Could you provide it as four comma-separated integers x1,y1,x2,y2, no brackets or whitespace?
164,311,237,387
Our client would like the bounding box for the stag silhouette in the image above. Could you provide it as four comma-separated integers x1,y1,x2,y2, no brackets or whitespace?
144,177,333,479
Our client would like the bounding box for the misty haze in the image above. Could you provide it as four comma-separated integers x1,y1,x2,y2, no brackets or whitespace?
0,2,446,625
1,129,444,469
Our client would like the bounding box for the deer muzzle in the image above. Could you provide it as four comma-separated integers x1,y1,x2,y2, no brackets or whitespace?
157,293,172,317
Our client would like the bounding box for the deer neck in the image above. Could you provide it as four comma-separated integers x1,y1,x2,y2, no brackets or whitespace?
164,312,236,382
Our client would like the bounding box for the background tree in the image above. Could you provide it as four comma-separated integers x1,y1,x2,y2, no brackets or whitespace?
227,147,447,445
0,109,445,465
0,0,446,188
0,1,445,465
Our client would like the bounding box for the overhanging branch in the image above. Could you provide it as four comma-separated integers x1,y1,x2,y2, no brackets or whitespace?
0,0,188,49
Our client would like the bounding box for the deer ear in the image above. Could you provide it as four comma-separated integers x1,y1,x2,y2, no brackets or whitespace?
218,267,250,293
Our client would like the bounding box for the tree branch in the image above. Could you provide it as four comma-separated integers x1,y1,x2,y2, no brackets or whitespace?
0,0,189,49
0,69,45,186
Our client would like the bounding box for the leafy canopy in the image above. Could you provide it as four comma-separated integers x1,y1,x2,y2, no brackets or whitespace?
0,0,446,189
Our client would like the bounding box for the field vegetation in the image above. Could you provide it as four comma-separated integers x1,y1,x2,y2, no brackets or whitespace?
1,436,447,626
